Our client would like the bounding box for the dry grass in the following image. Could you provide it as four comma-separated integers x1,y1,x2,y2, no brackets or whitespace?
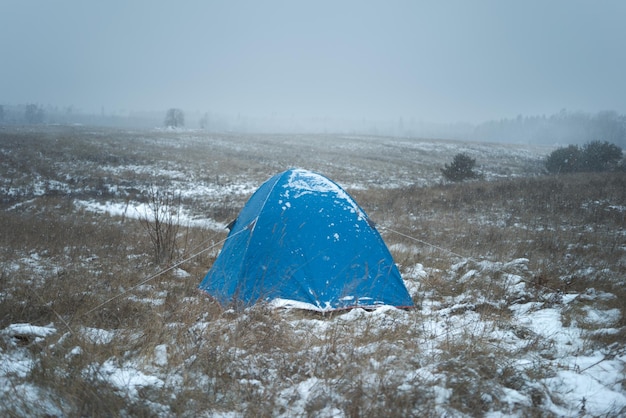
1,126,624,416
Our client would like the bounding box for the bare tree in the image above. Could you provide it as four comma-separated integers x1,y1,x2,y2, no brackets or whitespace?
199,112,209,130
164,108,185,128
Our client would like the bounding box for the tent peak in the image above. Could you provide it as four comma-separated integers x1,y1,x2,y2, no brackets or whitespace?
280,168,366,221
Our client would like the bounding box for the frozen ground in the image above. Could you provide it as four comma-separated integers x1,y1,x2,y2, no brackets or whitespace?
1,282,624,416
0,126,624,416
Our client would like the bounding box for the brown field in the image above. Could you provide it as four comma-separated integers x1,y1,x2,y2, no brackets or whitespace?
1,126,624,417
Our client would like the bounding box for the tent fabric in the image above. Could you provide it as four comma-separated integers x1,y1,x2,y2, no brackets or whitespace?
198,168,414,311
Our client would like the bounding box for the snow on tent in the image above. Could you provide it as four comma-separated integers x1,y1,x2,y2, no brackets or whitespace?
199,168,414,311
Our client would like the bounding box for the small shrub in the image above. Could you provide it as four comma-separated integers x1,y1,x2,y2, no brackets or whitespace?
545,145,581,173
441,153,480,182
581,140,623,171
545,140,623,173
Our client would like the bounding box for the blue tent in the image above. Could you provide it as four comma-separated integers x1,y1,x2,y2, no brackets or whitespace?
198,168,414,311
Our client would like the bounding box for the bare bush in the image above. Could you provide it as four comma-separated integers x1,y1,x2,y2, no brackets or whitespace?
139,186,181,265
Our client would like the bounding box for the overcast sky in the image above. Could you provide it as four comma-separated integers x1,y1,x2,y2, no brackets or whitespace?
2,0,625,124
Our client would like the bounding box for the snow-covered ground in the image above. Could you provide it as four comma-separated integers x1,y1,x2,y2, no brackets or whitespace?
2,279,624,416
0,127,623,416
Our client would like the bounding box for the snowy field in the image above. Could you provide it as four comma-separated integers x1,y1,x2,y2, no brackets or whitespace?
0,126,624,417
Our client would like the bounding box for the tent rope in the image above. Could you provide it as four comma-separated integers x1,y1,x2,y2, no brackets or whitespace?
82,227,244,317
82,216,563,317
379,225,565,296
380,226,468,260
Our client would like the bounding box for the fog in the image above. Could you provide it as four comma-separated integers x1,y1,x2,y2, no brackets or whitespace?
2,0,626,129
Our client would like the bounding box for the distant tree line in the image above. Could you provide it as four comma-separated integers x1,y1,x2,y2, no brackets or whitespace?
1,103,625,144
545,141,623,174
24,104,45,124
472,110,626,148
0,103,46,124
0,104,175,128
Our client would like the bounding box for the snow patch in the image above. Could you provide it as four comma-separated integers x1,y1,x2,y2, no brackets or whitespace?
79,327,116,345
284,169,366,220
86,359,164,399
